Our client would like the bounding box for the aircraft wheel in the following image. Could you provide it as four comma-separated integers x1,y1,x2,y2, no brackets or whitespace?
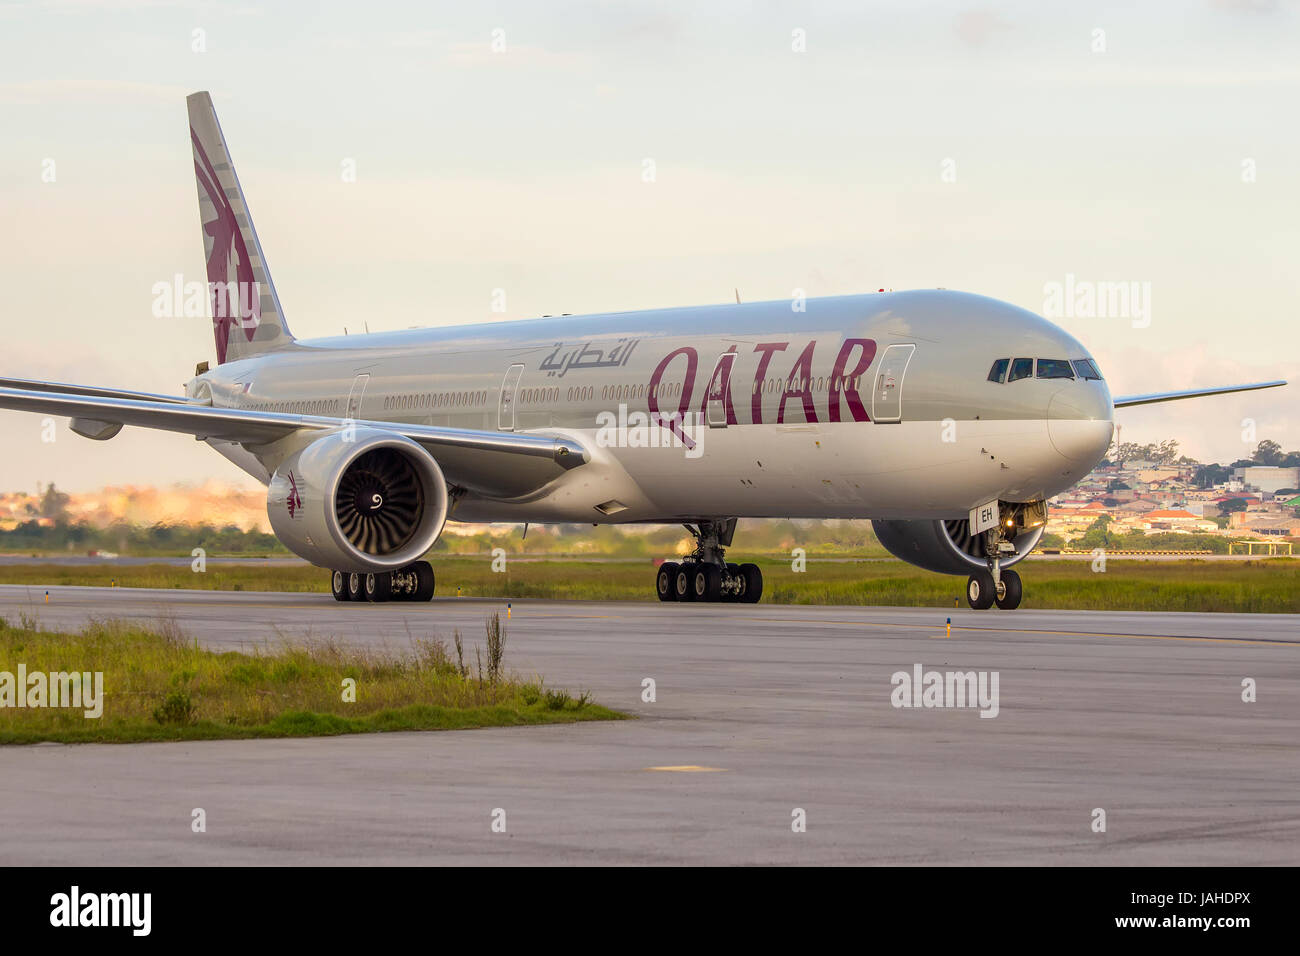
966,569,996,610
412,561,436,601
674,563,695,602
739,563,763,604
331,570,349,602
365,572,392,603
656,562,679,602
697,564,722,602
995,568,1022,610
347,571,365,602
724,563,742,602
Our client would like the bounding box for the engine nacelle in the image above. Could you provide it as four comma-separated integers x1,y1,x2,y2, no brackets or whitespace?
267,428,449,572
872,515,1045,576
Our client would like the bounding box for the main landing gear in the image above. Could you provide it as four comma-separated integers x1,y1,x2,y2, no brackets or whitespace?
330,561,435,603
655,518,763,604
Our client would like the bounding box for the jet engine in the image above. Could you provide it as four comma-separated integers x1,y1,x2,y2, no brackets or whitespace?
872,507,1046,576
267,428,449,572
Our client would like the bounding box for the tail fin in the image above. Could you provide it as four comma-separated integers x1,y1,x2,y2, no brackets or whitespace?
187,91,294,364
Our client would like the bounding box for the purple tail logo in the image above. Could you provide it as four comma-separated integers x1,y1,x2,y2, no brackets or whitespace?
286,471,303,519
192,128,261,363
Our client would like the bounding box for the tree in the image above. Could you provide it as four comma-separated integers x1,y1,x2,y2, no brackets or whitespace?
1253,439,1284,466
1152,439,1180,465
1112,441,1143,464
1219,497,1249,514
39,482,70,519
1194,463,1231,488
1074,515,1115,550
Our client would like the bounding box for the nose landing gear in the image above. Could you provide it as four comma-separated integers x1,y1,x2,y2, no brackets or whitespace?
965,516,1025,610
965,566,1021,610
655,519,762,603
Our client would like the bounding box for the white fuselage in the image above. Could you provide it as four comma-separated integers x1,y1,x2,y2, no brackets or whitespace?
193,289,1115,525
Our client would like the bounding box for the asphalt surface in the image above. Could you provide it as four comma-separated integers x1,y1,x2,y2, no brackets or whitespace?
1,585,1297,865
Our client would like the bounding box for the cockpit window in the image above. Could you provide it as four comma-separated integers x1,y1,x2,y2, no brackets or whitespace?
1072,358,1102,381
987,358,1009,383
1007,358,1033,382
1036,358,1075,379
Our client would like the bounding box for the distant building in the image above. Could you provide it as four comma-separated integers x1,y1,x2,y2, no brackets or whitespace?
1138,509,1219,532
1233,466,1300,494
1230,513,1300,536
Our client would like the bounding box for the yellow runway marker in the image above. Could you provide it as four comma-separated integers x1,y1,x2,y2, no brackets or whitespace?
645,766,727,773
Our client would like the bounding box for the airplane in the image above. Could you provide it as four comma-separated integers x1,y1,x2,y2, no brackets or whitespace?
0,92,1286,609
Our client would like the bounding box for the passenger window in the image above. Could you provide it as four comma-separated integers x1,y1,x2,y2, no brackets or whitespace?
1072,358,1102,381
1036,359,1075,379
987,359,1009,383
1007,358,1033,382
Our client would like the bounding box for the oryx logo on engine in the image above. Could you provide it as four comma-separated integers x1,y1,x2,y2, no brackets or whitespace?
285,471,303,518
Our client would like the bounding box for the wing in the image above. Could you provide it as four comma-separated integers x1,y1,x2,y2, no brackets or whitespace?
0,384,587,498
1113,380,1286,409
0,376,193,405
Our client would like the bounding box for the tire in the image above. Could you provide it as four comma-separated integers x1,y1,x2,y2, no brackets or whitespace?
656,562,679,602
347,571,364,602
995,568,1022,610
699,565,723,602
331,570,349,602
688,565,709,601
412,561,435,601
365,572,392,603
739,563,763,603
674,563,694,602
966,569,995,610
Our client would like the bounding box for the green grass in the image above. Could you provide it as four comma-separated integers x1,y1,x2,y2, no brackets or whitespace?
0,557,1297,613
0,612,622,744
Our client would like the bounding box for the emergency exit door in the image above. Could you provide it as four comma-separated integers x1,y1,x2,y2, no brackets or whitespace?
345,373,370,420
498,363,524,431
705,351,736,427
871,344,915,423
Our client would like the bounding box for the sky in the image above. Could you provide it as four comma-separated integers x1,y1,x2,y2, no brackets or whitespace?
0,0,1297,493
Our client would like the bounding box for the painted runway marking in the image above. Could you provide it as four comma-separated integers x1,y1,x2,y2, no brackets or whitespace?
645,766,727,773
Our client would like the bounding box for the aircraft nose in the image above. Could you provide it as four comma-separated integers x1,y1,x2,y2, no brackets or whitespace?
1047,385,1113,464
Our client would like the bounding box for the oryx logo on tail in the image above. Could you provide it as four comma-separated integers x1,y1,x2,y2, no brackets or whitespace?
192,129,261,363
186,91,295,366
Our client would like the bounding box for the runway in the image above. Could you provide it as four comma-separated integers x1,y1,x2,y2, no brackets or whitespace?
1,585,1297,865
